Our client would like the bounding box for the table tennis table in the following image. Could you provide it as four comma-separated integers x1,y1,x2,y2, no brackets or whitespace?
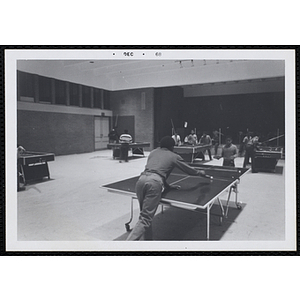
107,142,150,159
255,146,283,172
173,144,212,163
18,151,55,185
103,164,249,240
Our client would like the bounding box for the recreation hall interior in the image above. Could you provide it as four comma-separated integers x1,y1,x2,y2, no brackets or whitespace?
15,55,286,246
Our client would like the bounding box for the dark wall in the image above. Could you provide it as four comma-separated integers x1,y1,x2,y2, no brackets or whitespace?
154,86,184,147
182,92,285,143
154,90,284,145
112,115,135,140
18,110,94,155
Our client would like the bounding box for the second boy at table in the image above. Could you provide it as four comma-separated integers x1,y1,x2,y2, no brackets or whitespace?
214,136,238,167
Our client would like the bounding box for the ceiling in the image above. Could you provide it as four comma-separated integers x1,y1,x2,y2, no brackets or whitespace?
60,59,237,76
17,59,285,92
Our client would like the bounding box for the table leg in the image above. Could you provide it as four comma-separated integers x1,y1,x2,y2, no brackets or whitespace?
225,186,233,217
20,165,26,185
234,183,242,209
125,196,135,232
217,197,225,224
45,162,50,179
207,204,211,240
225,183,241,217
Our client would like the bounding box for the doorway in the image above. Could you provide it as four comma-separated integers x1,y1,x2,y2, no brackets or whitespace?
94,116,109,150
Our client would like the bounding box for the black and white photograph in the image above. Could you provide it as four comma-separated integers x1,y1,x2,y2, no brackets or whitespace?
5,48,296,252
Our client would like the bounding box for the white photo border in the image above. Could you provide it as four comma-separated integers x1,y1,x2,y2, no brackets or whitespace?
4,47,297,252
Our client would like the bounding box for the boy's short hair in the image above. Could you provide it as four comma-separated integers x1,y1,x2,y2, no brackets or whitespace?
160,136,175,150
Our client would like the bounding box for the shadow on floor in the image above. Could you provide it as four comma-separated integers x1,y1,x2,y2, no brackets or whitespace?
114,202,246,241
20,178,55,189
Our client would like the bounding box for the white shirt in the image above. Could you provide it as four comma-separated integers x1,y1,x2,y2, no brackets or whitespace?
172,134,181,145
119,134,132,144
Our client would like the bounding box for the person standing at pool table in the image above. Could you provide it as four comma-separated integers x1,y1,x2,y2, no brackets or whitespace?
216,137,238,167
119,129,132,163
108,127,119,144
17,145,26,191
243,134,259,173
126,136,210,241
240,131,252,160
212,130,220,155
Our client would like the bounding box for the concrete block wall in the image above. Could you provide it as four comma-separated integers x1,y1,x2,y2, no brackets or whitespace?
110,88,155,149
18,110,94,155
153,86,185,147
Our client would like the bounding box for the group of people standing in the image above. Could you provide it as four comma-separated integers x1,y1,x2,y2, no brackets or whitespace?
172,130,215,161
172,129,260,171
110,127,260,170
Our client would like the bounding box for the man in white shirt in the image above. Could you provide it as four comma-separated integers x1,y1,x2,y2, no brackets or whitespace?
119,129,132,163
172,132,181,146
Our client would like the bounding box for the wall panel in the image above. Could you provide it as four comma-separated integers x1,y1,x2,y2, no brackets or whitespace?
17,110,94,155
110,88,154,149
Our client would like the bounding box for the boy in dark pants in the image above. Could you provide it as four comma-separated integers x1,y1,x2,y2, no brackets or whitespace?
126,136,211,241
243,135,259,173
119,130,132,163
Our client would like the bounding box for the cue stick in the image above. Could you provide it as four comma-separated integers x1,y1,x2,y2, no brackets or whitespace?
261,134,284,144
171,119,175,133
114,114,119,128
171,119,178,144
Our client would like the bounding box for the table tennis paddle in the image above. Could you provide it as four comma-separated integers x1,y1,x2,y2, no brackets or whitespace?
197,169,214,180
199,172,213,180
